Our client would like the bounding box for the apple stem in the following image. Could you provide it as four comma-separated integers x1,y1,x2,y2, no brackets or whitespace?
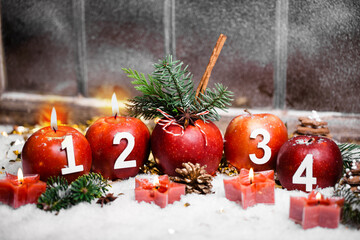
308,137,315,143
244,109,253,117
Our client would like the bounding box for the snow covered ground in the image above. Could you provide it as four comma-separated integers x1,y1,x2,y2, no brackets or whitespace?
0,126,359,240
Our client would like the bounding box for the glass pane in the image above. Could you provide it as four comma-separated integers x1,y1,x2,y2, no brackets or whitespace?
86,0,165,100
176,0,277,108
287,0,360,113
2,0,78,96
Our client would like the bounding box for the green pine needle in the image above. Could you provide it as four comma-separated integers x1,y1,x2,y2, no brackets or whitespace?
333,142,360,227
338,143,360,171
334,184,360,227
123,55,233,124
37,173,110,212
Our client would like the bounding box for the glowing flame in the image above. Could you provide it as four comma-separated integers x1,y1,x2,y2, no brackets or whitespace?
17,168,24,184
316,192,322,201
153,175,160,186
111,93,120,117
249,168,254,184
38,103,68,126
51,107,58,131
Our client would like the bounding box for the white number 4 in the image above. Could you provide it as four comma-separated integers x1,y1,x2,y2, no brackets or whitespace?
113,132,137,169
292,154,317,192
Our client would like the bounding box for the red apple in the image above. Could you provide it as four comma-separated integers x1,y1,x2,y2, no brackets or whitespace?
151,119,223,176
86,116,150,180
22,126,92,182
224,112,288,171
276,135,343,192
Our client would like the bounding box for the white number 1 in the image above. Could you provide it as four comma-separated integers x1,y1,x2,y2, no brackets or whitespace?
249,128,271,165
113,132,137,169
61,135,84,175
292,154,317,192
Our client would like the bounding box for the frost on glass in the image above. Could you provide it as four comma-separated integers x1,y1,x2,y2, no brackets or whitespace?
287,0,360,113
176,0,277,108
2,0,78,96
85,0,165,100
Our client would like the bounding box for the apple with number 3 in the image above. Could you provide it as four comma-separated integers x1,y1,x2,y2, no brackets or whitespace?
276,135,343,192
86,116,150,180
224,111,288,171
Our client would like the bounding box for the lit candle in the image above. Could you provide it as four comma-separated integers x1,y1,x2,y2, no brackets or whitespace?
22,107,92,182
86,93,150,180
135,175,185,208
0,168,46,208
289,191,344,229
223,168,275,209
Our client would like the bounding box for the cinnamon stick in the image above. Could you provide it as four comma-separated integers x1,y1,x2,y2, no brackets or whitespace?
195,34,227,98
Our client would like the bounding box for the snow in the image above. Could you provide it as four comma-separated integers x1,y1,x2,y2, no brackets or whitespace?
0,130,359,240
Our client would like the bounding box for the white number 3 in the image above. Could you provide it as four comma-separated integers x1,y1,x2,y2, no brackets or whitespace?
113,132,137,169
249,128,271,165
292,154,317,192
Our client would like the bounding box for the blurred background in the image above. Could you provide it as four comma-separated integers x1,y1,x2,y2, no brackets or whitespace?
0,0,359,141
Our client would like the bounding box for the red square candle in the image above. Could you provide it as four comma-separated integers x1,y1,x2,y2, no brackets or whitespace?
0,169,46,208
223,168,275,209
289,191,344,229
135,175,185,208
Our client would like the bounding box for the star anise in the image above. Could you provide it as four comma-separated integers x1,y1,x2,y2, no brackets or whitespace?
96,193,121,207
176,108,200,128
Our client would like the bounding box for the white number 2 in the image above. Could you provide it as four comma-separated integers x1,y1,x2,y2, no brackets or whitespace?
113,132,137,169
292,154,317,192
61,135,84,175
249,128,271,165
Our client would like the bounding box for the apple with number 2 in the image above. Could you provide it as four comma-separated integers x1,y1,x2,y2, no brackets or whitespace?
86,116,150,180
276,135,343,192
224,111,288,171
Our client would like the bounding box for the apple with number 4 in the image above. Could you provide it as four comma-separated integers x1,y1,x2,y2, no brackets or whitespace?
22,127,92,183
276,135,343,192
224,110,288,171
86,116,150,180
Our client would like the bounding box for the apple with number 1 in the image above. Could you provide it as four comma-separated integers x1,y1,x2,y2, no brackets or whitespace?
276,135,343,192
224,110,288,171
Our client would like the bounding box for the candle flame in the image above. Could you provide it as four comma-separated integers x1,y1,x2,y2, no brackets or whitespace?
316,192,322,201
51,107,58,132
153,175,160,186
17,168,24,184
111,93,120,118
249,168,254,184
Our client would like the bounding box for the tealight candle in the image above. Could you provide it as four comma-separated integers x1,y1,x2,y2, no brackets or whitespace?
0,169,46,208
289,191,344,229
86,93,150,180
22,108,92,182
223,168,275,209
135,175,185,208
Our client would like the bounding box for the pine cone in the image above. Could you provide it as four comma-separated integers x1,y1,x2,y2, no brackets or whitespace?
340,161,360,194
170,162,213,194
293,116,332,138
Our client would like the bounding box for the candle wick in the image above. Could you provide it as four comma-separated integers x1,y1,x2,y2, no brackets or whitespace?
114,113,117,119
53,127,57,133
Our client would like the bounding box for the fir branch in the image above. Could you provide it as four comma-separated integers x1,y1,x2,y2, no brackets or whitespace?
124,55,233,125
37,173,110,212
194,83,233,122
334,184,360,227
338,143,360,171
